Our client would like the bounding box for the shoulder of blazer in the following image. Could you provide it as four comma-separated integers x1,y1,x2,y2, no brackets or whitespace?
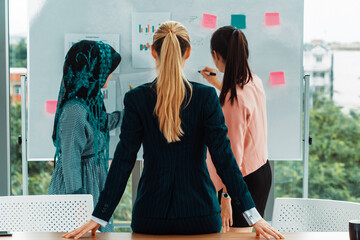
189,81,216,99
189,81,211,90
126,81,215,104
125,82,154,100
188,82,218,122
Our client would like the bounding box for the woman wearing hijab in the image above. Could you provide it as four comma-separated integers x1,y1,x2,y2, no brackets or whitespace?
48,40,121,232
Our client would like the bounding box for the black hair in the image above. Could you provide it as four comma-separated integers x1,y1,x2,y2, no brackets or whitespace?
210,26,252,105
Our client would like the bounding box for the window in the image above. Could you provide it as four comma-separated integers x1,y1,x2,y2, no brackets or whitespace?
313,72,325,78
316,56,322,62
14,85,21,95
275,1,360,206
274,161,302,198
307,50,360,203
273,1,360,215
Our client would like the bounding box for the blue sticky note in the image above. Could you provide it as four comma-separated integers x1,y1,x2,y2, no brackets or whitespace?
231,14,246,29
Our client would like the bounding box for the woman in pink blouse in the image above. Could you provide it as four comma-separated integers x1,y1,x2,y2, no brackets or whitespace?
201,26,271,233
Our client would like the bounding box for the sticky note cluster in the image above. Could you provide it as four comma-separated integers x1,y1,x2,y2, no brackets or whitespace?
200,11,284,86
201,12,280,30
46,101,58,114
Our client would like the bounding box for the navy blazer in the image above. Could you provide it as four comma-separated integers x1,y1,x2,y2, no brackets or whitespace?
93,81,255,221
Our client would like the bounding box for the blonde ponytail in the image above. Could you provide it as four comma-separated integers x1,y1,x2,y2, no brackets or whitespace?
152,21,192,143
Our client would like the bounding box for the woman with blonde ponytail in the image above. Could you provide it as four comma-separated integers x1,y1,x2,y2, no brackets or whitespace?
152,21,193,143
64,21,283,239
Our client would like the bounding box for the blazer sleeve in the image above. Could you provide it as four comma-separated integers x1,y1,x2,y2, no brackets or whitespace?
205,151,224,191
58,105,87,194
92,92,143,221
203,88,255,213
107,110,123,131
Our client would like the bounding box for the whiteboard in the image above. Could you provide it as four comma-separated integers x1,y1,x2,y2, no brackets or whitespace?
28,0,303,161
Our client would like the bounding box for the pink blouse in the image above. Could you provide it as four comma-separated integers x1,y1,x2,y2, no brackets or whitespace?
206,75,268,191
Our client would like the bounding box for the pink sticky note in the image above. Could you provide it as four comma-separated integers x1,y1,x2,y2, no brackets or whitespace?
265,12,280,26
46,100,58,114
270,72,285,85
201,13,217,29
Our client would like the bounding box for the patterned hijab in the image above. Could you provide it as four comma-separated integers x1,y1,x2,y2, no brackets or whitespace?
53,40,121,168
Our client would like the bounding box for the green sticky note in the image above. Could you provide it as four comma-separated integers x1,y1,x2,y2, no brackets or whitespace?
231,14,246,29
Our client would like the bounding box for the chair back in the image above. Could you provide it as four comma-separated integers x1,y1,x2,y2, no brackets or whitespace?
0,194,93,232
272,198,360,232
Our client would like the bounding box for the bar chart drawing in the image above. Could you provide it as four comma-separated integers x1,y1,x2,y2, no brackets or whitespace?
132,12,171,68
138,24,158,33
140,43,150,51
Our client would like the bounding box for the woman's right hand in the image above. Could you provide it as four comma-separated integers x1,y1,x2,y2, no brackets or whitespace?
252,219,285,240
200,67,222,90
62,220,100,239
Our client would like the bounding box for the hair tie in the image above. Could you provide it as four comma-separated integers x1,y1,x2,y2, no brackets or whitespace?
168,29,175,34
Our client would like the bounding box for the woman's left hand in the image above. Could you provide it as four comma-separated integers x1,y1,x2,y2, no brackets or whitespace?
252,219,285,240
62,220,100,239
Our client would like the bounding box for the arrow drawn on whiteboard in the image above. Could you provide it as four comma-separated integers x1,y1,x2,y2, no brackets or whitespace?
191,38,204,47
189,16,198,23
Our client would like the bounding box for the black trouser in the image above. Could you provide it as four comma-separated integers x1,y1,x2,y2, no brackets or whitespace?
218,160,272,227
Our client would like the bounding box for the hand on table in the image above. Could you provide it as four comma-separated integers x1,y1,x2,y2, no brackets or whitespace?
220,197,233,232
62,220,100,239
252,219,285,240
200,67,222,91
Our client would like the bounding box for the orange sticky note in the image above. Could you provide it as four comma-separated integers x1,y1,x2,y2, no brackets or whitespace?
270,72,285,85
201,13,217,29
46,100,58,114
265,12,280,26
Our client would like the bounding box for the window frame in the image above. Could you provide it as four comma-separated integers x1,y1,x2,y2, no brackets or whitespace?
0,0,11,196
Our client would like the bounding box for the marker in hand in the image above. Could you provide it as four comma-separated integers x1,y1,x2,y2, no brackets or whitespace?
199,67,222,91
198,70,216,76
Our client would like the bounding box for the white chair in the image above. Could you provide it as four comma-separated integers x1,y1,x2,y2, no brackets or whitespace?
272,198,360,232
0,194,93,232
